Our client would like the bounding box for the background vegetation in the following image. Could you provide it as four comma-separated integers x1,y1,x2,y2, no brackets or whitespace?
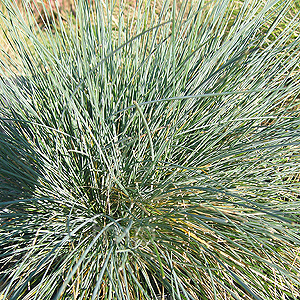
0,0,300,299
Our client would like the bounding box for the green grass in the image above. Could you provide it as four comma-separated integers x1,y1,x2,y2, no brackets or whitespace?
0,0,300,299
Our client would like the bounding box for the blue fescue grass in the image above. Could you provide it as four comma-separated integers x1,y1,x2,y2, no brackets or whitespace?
0,0,300,299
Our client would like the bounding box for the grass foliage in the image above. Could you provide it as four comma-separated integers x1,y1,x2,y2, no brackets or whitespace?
0,0,300,299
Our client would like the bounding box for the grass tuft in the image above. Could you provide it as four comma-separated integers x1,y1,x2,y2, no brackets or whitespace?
0,0,300,299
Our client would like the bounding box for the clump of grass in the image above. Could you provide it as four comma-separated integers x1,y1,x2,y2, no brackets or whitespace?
0,0,300,299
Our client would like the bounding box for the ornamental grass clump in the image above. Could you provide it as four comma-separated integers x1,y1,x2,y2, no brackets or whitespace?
0,0,300,299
